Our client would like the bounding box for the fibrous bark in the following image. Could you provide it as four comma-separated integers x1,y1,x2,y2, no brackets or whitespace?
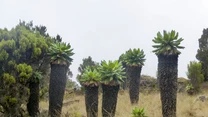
49,64,68,117
128,66,141,104
102,84,119,117
27,81,40,117
158,54,178,117
122,63,128,90
85,86,98,117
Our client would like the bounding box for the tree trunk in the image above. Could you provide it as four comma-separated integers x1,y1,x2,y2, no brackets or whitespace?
102,84,119,117
122,78,127,90
158,54,178,117
85,86,98,117
157,76,160,88
122,62,128,90
27,81,40,117
128,66,142,104
49,64,68,117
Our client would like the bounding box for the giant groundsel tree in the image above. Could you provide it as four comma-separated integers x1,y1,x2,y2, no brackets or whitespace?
122,48,145,104
79,67,101,117
48,42,74,117
99,60,125,117
152,30,184,117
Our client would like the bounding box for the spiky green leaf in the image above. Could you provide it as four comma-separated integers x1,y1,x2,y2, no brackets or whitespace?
152,30,184,55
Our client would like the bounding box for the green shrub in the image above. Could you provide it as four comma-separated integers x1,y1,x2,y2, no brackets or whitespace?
186,84,194,95
186,61,204,92
131,107,148,117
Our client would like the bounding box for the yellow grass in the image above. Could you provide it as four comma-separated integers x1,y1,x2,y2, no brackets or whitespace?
40,89,208,117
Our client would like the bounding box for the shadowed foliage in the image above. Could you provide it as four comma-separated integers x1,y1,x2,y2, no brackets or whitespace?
196,28,208,81
18,21,57,117
0,21,53,116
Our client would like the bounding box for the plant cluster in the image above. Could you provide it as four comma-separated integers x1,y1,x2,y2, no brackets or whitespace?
79,60,126,86
0,23,51,116
4,20,208,117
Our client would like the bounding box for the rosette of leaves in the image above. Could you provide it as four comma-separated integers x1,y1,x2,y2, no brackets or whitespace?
47,42,74,65
131,107,148,117
99,60,125,86
80,67,101,87
76,56,99,85
123,48,146,67
152,30,184,55
30,71,43,83
118,53,126,63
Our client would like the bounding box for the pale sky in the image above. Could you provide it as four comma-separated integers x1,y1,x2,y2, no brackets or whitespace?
1,0,208,81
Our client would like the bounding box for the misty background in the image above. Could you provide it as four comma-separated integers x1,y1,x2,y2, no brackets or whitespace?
1,0,208,82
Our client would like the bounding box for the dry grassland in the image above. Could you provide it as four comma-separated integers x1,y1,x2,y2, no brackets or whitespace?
40,88,208,117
